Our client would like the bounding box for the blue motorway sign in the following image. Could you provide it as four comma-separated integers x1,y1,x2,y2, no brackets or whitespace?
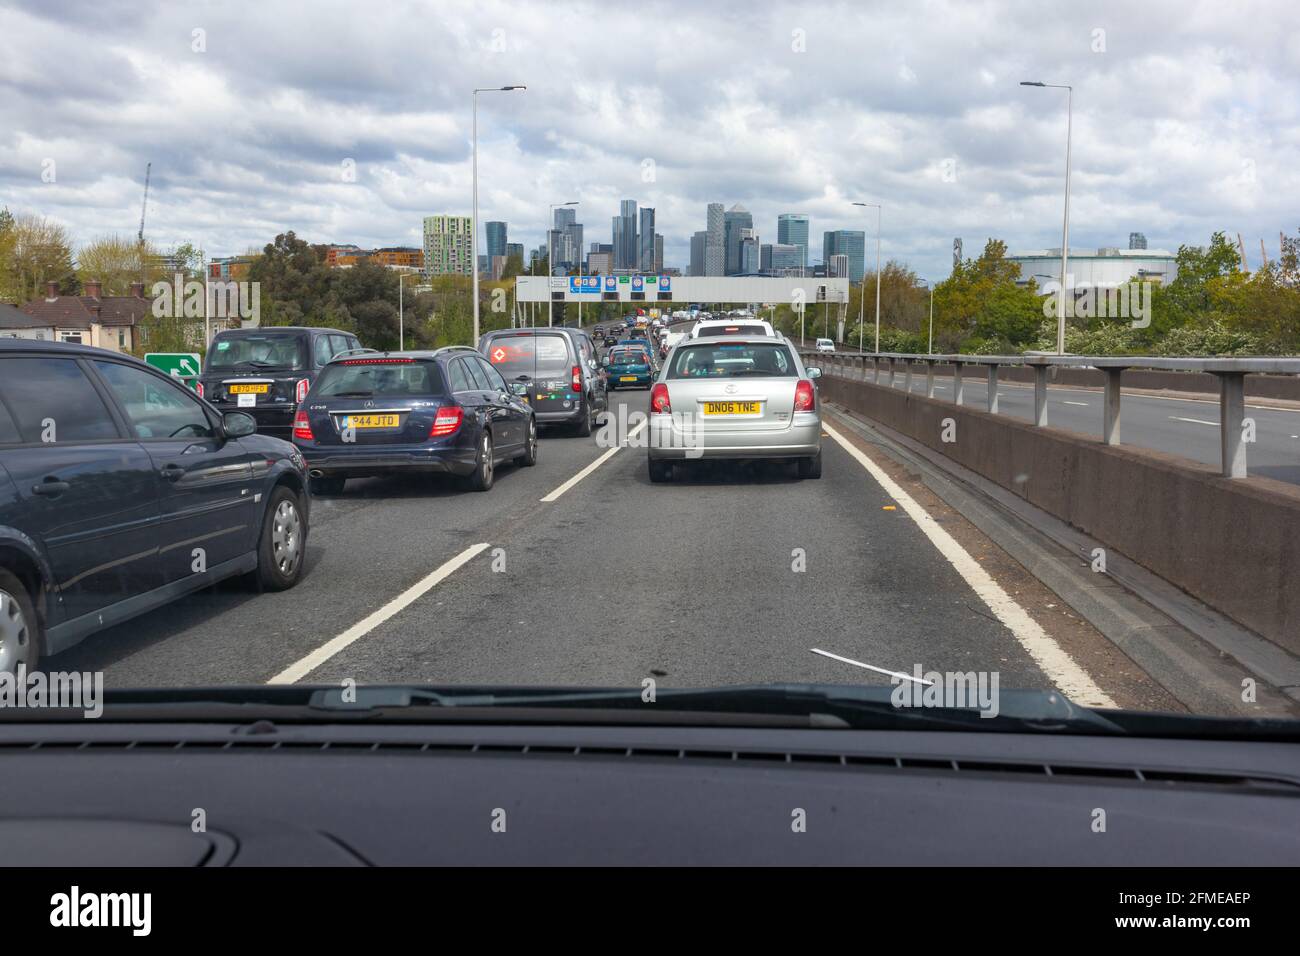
569,276,601,294
659,275,671,292
631,275,644,291
604,275,617,291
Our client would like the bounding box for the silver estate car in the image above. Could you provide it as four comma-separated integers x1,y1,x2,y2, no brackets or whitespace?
647,337,823,482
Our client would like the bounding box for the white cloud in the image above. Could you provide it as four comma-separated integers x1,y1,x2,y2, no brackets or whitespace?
0,0,1297,279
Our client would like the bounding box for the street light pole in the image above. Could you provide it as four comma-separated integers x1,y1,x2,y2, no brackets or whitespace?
1021,80,1072,355
547,200,578,328
472,85,526,346
852,201,882,353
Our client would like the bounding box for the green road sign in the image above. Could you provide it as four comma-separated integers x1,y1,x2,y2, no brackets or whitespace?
145,352,202,390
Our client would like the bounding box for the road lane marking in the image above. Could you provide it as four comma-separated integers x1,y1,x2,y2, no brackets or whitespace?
267,542,490,684
822,420,1116,708
1169,416,1218,426
811,648,931,684
1063,400,1090,406
540,420,647,502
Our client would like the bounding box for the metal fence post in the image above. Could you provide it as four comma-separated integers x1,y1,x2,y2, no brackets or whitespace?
1033,365,1049,427
1218,372,1247,478
987,364,999,414
1102,367,1125,446
925,360,936,398
904,359,913,394
953,361,964,406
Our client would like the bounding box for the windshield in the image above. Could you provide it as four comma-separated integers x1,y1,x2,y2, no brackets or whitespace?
486,335,571,376
313,361,442,397
3,1,1297,769
206,333,307,371
668,342,796,378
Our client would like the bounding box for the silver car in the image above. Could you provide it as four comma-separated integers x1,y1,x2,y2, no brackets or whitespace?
647,337,823,482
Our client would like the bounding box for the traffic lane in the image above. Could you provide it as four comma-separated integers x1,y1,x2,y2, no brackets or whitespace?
882,375,1300,485
304,390,1059,690
44,422,618,687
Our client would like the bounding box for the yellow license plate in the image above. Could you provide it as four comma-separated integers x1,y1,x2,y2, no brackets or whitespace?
619,375,638,382
228,383,269,394
342,414,400,428
703,401,761,416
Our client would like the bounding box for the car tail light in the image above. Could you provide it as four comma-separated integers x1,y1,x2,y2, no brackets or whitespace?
196,381,204,399
794,380,816,412
295,378,310,403
571,365,582,393
340,357,415,365
292,409,314,441
430,405,464,437
650,383,671,413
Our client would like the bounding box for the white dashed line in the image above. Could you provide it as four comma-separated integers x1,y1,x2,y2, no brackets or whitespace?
1169,416,1218,426
539,421,647,502
267,542,490,684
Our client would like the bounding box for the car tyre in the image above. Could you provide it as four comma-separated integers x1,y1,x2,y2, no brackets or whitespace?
310,475,346,496
253,485,307,592
574,404,593,437
467,431,495,491
648,458,672,483
797,452,822,479
515,417,538,467
0,567,41,674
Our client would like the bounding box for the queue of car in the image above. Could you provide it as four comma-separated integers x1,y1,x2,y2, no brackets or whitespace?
0,322,611,673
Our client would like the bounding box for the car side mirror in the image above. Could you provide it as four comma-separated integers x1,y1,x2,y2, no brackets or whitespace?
806,366,822,380
222,411,257,438
509,382,528,396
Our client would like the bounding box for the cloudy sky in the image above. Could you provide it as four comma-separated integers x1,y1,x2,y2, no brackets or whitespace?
2,0,1298,280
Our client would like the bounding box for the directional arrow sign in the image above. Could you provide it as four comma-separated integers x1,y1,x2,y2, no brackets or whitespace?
145,353,202,390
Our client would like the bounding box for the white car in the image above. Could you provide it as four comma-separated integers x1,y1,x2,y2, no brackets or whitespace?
815,338,836,352
690,318,777,339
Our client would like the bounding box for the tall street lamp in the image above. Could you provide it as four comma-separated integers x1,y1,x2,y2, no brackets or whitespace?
398,272,417,350
1021,80,1072,355
852,201,882,353
548,200,578,328
472,84,526,346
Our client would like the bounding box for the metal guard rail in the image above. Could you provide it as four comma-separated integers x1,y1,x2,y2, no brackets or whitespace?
797,350,1300,479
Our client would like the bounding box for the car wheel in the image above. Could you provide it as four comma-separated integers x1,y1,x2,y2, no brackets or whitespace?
253,485,307,591
516,417,538,467
797,452,822,479
648,458,672,483
310,475,346,495
467,431,495,491
0,567,41,675
574,405,593,437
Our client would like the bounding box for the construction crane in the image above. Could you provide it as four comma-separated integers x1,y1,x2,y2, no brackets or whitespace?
137,162,151,246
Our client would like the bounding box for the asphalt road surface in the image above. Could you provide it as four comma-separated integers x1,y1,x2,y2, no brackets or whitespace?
49,373,1213,714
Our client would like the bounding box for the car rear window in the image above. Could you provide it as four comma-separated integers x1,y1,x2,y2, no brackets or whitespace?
667,343,797,379
485,334,572,375
312,360,443,397
206,332,308,371
696,324,768,337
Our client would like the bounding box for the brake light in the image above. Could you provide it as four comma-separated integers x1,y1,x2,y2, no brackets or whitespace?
295,378,310,403
571,365,582,392
196,381,204,399
340,357,415,365
650,383,671,413
430,405,464,437
292,409,314,441
794,380,816,412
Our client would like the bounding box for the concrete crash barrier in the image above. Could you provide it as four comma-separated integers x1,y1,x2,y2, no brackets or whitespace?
818,372,1300,655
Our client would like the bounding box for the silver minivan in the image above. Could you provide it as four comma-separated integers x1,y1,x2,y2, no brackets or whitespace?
646,337,823,482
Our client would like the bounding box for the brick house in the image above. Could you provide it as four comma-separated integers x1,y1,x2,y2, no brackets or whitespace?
5,280,153,353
